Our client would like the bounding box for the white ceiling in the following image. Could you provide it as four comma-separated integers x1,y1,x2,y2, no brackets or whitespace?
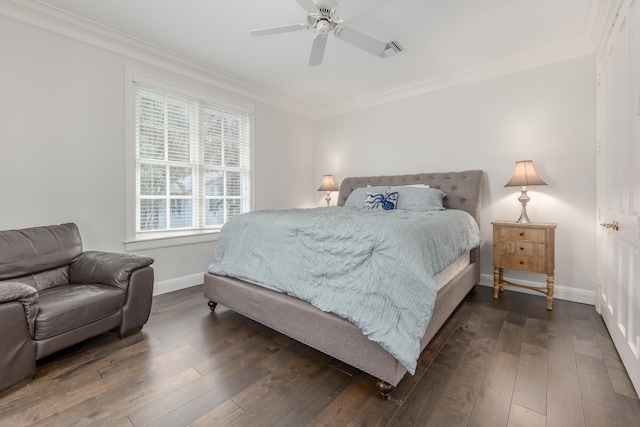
35,0,595,110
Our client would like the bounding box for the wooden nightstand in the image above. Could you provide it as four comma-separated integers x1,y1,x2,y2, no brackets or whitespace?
492,221,557,310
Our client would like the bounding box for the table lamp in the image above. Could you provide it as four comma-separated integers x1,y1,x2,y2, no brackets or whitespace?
317,175,339,206
504,160,547,223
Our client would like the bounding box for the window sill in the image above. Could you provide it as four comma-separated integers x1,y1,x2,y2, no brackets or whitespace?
124,230,220,252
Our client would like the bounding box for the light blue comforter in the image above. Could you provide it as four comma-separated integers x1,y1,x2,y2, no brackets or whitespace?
208,207,480,373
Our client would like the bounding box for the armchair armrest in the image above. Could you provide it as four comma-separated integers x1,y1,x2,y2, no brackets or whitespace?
0,282,39,336
69,251,154,291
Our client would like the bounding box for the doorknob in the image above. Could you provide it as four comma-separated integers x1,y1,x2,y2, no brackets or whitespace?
600,220,619,231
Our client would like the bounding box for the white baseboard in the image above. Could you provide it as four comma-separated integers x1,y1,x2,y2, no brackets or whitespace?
478,273,595,306
153,273,204,296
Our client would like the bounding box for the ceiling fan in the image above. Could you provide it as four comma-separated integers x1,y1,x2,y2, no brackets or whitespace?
251,0,392,66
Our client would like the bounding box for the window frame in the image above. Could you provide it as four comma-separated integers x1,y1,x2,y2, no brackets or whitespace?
124,67,255,251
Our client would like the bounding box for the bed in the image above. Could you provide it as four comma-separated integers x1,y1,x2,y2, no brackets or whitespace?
203,170,483,398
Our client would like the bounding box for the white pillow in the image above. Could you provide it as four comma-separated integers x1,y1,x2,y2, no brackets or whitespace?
390,184,430,189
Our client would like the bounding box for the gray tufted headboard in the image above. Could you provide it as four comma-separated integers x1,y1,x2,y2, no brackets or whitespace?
337,170,484,282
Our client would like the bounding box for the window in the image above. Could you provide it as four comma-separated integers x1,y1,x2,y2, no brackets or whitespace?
131,80,252,243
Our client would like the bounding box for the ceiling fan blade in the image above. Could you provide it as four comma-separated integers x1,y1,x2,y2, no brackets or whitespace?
251,23,309,36
297,0,319,14
332,0,387,21
335,26,386,56
308,34,328,66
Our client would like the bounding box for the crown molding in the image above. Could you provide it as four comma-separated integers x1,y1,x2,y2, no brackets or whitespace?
2,0,599,121
313,35,596,119
0,0,316,118
584,0,612,45
593,0,630,61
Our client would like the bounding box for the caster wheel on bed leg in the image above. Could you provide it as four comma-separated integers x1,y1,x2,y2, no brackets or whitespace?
208,300,218,311
376,380,394,400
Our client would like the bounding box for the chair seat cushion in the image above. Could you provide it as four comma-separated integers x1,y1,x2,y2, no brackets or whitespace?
35,284,125,340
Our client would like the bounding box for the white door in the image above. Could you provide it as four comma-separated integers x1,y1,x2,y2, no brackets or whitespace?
597,2,640,395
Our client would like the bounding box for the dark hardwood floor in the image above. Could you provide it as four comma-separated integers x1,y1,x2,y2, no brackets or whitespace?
1,285,639,426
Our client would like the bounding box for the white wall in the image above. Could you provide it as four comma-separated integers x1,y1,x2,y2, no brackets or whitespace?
315,56,597,303
0,16,316,292
0,14,598,303
254,105,317,210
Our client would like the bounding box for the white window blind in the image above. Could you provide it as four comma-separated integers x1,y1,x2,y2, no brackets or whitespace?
135,86,252,234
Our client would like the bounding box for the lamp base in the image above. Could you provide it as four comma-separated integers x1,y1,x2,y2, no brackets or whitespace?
325,191,331,207
515,187,531,223
516,208,531,224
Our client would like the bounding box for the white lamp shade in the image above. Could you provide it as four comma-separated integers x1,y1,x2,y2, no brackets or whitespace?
504,160,547,187
317,175,339,192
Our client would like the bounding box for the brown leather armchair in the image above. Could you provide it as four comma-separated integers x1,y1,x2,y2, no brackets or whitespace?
0,223,154,392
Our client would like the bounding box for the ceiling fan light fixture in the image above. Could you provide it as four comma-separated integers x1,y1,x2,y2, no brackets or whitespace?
315,19,332,35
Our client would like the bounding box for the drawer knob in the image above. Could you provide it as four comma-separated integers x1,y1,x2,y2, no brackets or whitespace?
519,261,524,265
519,247,524,250
519,232,524,237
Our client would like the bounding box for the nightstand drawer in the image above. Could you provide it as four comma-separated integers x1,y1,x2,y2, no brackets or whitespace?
499,255,547,273
499,227,547,243
499,241,546,257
